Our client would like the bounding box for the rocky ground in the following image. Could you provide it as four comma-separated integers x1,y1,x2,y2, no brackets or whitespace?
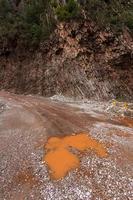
0,91,133,200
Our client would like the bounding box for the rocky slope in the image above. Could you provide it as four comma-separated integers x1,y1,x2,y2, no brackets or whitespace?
0,20,133,100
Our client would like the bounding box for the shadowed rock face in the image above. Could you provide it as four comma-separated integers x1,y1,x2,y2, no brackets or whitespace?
0,92,133,199
0,20,133,100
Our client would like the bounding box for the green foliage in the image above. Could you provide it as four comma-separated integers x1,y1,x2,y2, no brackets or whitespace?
55,0,80,21
85,0,133,32
0,0,55,48
50,0,58,8
23,0,44,24
122,10,133,30
0,0,11,18
0,0,132,50
0,0,16,42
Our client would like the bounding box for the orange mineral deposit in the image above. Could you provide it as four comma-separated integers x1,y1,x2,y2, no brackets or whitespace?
45,148,79,180
43,132,108,180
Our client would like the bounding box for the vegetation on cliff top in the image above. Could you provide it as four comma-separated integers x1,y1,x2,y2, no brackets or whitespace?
0,0,132,49
0,0,55,48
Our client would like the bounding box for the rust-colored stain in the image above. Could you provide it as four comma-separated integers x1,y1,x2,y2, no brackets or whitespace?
45,148,79,180
118,117,133,128
14,169,37,186
43,133,108,180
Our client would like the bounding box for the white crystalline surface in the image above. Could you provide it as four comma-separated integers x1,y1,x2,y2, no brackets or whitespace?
0,92,133,200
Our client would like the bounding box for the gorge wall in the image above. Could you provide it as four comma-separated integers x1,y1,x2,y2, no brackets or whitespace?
0,20,133,100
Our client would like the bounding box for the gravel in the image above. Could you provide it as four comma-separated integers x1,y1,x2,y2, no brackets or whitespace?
0,92,133,200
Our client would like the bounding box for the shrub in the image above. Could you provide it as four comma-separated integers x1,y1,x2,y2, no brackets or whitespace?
123,10,133,31
0,0,132,50
84,0,133,32
23,0,44,24
55,0,80,21
0,0,11,18
0,0,55,48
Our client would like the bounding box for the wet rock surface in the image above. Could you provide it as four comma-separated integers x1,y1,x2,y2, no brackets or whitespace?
0,92,133,200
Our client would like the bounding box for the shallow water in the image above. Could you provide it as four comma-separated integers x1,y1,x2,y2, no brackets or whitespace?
0,91,133,200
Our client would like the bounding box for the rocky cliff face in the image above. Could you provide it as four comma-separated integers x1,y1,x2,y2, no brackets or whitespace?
0,20,133,100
